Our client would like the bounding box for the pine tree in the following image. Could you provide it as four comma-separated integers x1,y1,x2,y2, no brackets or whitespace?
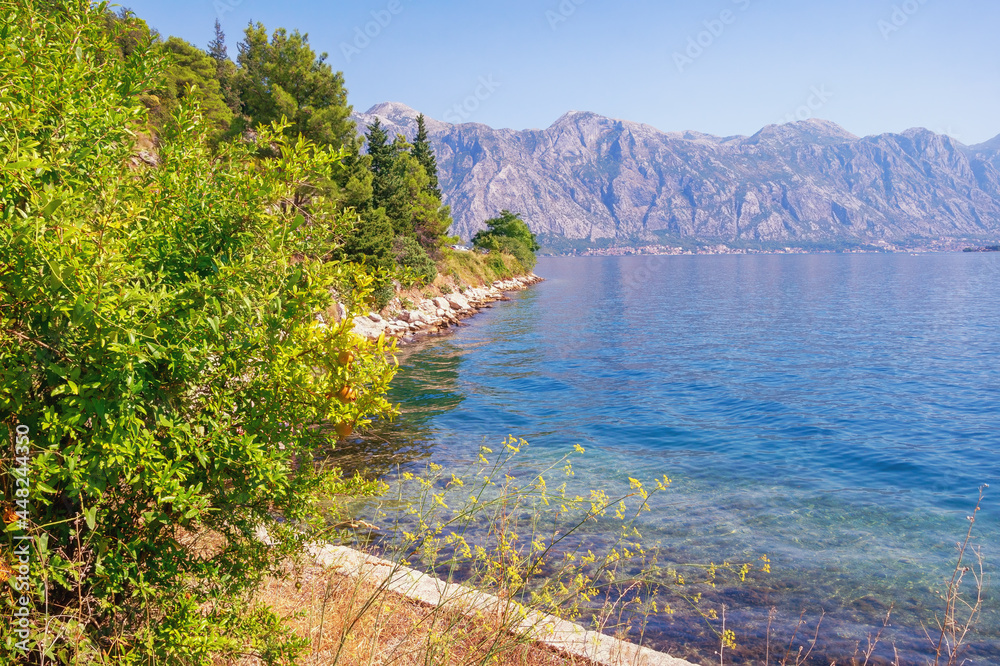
366,119,408,234
208,19,227,63
207,20,240,113
411,114,441,199
146,37,233,138
235,23,358,151
365,118,392,181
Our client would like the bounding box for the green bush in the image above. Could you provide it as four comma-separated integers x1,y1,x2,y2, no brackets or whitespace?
471,210,539,271
480,235,537,271
393,234,438,286
0,2,395,662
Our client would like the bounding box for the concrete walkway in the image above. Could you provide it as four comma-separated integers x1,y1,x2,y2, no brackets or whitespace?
310,544,698,666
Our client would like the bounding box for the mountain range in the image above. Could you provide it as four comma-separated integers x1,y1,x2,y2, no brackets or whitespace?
352,102,1000,248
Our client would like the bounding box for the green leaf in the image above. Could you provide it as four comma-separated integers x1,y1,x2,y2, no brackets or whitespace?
41,197,62,217
83,506,97,531
3,159,43,171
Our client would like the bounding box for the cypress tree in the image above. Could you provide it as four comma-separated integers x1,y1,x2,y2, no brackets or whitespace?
411,114,441,198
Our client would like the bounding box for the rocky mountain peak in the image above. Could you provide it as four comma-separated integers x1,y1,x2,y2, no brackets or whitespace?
354,101,448,140
350,103,1000,245
744,119,858,146
363,101,421,122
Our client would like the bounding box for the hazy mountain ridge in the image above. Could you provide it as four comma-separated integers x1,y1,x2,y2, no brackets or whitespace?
352,102,1000,245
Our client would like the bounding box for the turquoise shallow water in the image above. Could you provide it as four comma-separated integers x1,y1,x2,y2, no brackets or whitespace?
352,253,1000,664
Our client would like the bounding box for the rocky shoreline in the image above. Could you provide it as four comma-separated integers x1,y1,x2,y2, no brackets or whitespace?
350,273,544,342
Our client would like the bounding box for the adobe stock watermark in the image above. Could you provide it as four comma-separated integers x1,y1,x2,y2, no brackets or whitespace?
622,253,670,300
214,0,245,21
878,0,930,40
340,0,409,63
673,0,753,74
777,85,834,125
934,125,962,141
442,75,502,124
546,0,587,31
8,424,35,654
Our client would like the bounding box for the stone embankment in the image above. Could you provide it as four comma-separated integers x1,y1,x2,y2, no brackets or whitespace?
351,274,543,341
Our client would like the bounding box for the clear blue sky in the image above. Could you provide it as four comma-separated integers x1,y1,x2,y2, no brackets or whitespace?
123,0,999,144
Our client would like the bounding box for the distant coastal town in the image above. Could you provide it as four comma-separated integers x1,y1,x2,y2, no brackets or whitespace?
556,237,994,256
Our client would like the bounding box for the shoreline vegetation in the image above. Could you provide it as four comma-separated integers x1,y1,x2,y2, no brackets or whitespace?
0,2,989,665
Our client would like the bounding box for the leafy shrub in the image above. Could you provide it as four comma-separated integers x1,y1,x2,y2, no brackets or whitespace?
394,234,438,286
480,235,537,271
0,2,396,661
472,210,540,271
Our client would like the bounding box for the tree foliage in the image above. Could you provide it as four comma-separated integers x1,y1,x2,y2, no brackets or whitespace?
340,207,397,277
393,234,438,285
364,121,452,251
411,114,441,199
0,2,395,661
96,13,460,289
235,23,358,151
472,210,540,270
365,120,407,227
148,36,234,136
207,19,240,114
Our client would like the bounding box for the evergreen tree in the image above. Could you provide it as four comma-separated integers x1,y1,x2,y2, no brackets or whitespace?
365,120,409,234
206,19,240,112
235,23,358,151
340,207,396,276
411,114,441,198
365,118,393,188
101,7,155,61
147,37,233,137
397,149,452,250
207,19,227,63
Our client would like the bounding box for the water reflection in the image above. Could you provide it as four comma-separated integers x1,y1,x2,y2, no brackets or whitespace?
327,341,467,476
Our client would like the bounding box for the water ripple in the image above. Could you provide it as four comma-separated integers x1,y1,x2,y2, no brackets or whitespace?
378,253,1000,663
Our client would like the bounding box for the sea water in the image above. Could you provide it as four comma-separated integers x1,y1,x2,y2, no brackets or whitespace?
353,253,1000,664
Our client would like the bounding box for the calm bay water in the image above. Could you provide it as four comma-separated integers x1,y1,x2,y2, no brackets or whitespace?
360,253,1000,664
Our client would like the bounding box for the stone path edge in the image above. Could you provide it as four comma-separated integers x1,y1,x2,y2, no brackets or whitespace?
309,544,698,666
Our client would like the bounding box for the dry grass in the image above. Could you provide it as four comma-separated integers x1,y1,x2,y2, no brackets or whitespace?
239,560,599,666
393,249,525,307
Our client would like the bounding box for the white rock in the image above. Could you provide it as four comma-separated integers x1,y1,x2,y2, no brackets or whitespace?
432,296,450,310
352,316,384,340
446,294,470,310
369,313,383,323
